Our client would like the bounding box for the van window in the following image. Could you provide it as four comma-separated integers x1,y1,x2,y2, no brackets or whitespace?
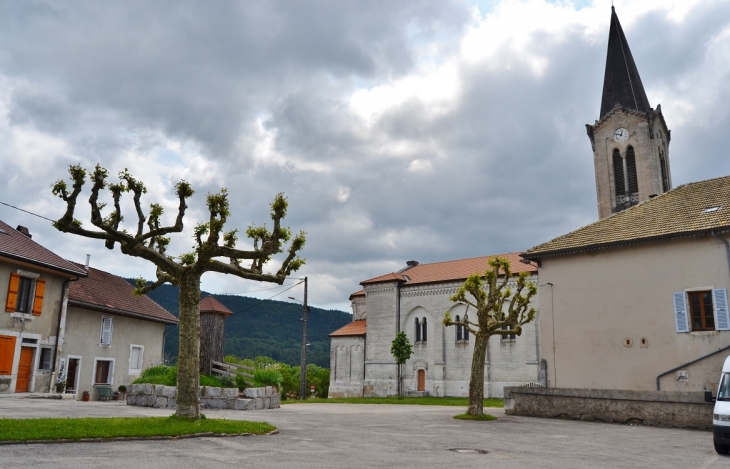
719,374,730,401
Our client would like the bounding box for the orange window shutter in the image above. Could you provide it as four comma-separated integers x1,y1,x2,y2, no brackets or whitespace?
31,278,46,316
0,335,16,374
5,273,20,312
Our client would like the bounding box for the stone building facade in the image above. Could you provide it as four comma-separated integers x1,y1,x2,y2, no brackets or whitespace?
329,253,542,398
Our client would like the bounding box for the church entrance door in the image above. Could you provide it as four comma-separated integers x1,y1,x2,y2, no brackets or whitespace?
417,369,425,392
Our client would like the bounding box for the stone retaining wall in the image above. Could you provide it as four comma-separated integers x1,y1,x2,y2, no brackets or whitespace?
126,384,280,410
504,386,713,430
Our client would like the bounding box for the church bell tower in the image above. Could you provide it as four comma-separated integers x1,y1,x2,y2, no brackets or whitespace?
586,7,672,220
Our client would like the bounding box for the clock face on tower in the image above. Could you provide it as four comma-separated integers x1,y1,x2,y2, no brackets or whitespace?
613,128,629,142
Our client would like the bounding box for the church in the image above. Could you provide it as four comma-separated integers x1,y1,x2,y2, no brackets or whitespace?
329,6,690,398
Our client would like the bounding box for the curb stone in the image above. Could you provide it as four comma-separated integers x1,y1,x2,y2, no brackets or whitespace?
0,430,283,445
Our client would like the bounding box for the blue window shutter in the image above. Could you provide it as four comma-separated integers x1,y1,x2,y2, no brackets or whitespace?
714,289,730,331
673,292,689,333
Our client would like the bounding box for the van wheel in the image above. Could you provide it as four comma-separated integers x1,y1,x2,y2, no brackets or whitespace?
714,439,730,455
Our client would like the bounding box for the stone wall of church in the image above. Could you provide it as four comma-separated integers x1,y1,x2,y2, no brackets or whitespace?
328,335,365,398
354,275,541,398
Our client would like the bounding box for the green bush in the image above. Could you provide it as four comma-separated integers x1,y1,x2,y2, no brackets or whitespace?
140,365,169,379
253,369,283,389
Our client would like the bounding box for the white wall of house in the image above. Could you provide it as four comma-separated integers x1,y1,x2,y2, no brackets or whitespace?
63,306,166,400
538,233,730,392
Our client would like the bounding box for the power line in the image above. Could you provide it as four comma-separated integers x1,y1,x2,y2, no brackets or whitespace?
228,280,304,317
0,200,55,222
215,282,299,295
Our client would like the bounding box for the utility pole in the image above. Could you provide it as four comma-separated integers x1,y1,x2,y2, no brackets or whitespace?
299,277,308,400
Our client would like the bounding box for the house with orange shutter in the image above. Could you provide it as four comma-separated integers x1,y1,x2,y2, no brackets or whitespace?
0,220,177,398
329,253,542,398
0,220,87,394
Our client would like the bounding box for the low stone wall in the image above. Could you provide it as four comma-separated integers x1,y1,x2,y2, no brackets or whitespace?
504,387,713,430
126,384,280,410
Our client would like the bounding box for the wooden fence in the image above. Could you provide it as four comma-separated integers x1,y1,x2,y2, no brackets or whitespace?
211,360,254,386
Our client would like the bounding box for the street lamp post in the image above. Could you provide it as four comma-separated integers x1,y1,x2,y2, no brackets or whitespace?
289,277,308,400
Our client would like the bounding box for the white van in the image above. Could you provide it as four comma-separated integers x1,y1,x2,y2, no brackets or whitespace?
713,355,730,454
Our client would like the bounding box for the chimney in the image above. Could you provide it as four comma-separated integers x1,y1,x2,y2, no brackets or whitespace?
85,254,90,270
16,226,31,239
406,260,419,267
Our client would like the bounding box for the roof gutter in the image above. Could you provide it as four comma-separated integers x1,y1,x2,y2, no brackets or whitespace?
67,300,179,325
523,227,730,262
0,252,88,277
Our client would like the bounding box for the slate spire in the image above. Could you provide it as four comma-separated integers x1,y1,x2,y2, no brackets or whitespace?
600,7,651,119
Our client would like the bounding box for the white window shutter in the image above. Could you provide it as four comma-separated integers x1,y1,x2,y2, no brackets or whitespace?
100,317,113,345
673,292,689,333
714,289,730,331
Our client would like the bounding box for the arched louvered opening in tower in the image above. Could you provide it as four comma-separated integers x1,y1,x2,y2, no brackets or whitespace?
415,318,421,342
422,317,427,342
456,315,462,341
613,149,625,196
660,152,669,193
626,146,638,195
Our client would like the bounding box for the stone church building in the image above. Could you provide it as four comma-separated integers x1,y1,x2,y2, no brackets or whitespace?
328,6,684,399
328,253,542,398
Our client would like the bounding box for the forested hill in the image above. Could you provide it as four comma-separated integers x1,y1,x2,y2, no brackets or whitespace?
131,281,352,368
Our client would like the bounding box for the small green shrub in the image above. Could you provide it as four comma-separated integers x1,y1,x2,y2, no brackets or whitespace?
254,369,283,389
140,365,169,378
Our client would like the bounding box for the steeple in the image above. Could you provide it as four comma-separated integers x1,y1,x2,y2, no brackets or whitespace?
587,7,672,220
599,7,651,119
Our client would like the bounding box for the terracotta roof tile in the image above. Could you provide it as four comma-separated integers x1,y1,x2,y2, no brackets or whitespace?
0,220,87,276
349,289,365,300
68,265,178,324
361,253,537,286
329,319,366,337
200,295,233,317
524,175,730,259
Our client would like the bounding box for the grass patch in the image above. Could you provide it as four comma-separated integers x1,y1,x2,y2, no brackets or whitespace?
283,396,503,407
453,413,498,421
0,417,276,442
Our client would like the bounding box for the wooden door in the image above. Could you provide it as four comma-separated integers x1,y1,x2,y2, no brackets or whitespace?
417,369,425,392
16,347,33,392
66,359,79,392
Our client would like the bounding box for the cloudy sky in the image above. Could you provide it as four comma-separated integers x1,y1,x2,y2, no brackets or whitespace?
1,0,729,312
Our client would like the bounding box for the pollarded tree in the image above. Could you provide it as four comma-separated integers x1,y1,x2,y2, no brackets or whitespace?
442,257,536,416
52,164,305,419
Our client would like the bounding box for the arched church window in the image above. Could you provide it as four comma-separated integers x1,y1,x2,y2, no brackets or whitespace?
464,326,469,341
626,146,638,194
456,315,462,341
612,149,625,195
422,318,427,342
415,318,421,342
659,151,669,193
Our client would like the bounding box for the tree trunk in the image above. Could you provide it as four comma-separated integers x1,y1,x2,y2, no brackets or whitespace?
176,271,202,419
200,312,225,376
468,333,489,416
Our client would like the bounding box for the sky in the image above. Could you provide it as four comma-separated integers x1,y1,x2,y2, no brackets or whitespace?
1,0,729,313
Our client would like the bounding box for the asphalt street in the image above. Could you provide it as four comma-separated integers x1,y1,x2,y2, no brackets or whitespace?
0,398,725,468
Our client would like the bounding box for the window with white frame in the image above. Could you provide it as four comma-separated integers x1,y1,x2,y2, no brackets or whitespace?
94,359,114,385
100,317,113,346
674,289,729,333
129,345,144,373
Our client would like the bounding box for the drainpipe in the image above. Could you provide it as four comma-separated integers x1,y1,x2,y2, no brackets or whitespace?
711,231,730,280
656,344,730,391
395,282,401,397
50,276,79,392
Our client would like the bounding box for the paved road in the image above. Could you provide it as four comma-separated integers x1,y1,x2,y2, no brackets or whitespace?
0,398,725,468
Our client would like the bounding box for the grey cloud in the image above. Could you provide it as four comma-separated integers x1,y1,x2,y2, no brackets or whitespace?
1,1,729,309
